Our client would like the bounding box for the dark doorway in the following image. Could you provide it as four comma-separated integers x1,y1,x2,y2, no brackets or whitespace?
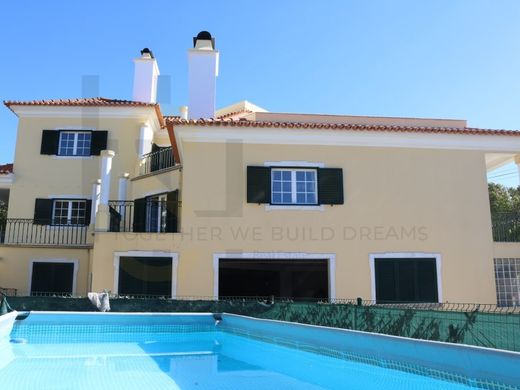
219,259,328,300
118,257,172,297
31,262,74,295
374,257,438,303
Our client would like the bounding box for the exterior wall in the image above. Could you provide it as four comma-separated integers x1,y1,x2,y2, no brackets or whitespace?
0,246,91,295
493,242,520,259
89,141,498,303
130,167,181,199
7,115,157,219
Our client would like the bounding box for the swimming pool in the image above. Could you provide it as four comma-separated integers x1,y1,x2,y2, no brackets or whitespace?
0,311,519,389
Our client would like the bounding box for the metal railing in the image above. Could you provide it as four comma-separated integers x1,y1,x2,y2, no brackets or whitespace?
492,212,520,242
0,218,88,246
108,200,180,233
139,146,175,176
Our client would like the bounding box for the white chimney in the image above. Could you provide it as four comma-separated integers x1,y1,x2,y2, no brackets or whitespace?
188,31,219,119
132,48,160,103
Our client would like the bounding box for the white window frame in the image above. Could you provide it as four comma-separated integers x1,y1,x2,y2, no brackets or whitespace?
369,252,443,303
113,251,179,298
28,258,79,296
58,131,92,157
213,252,336,300
271,168,318,205
52,199,87,226
264,161,325,211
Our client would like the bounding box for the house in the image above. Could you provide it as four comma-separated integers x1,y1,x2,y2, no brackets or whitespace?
1,31,519,305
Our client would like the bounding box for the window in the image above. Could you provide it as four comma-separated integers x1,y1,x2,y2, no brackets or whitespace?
146,194,168,232
247,166,343,205
374,257,439,303
30,261,75,295
271,169,317,205
58,131,92,156
52,200,87,225
494,258,520,307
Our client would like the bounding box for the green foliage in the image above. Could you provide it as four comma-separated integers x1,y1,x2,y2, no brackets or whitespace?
488,183,520,213
0,200,6,227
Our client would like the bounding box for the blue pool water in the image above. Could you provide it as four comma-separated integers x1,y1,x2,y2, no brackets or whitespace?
0,312,518,390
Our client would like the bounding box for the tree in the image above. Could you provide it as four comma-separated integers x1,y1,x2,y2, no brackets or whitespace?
488,183,520,213
0,200,6,227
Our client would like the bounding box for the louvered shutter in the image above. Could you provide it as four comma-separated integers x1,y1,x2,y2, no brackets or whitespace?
317,168,344,205
247,166,271,204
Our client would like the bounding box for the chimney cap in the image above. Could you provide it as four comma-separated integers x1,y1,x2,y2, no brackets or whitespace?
140,48,154,59
193,31,215,49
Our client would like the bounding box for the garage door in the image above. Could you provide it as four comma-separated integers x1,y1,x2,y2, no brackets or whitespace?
218,259,328,300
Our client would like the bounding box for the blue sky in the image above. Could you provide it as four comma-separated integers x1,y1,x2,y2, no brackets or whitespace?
1,1,519,186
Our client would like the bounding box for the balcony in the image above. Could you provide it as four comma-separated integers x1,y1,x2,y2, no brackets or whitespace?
108,199,180,233
0,219,89,246
492,212,520,242
138,146,176,176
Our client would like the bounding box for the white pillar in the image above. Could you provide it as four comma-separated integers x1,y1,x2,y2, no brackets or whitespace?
138,123,153,158
99,150,115,206
90,179,101,225
118,173,130,201
95,150,115,232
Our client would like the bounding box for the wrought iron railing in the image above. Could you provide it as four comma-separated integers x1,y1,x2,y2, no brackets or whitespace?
492,212,520,242
139,146,175,176
108,200,180,233
0,218,88,246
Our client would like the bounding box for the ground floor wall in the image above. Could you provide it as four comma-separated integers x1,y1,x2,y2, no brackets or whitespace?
0,232,504,303
0,246,91,296
87,231,498,304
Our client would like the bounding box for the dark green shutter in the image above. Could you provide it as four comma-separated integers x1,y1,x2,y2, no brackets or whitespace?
132,197,147,232
84,200,92,226
34,198,53,225
40,130,59,155
166,190,179,233
247,166,271,203
318,168,344,205
90,131,108,156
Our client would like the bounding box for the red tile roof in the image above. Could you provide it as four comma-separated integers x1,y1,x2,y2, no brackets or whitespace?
165,117,520,136
0,163,13,174
3,97,157,108
4,97,164,126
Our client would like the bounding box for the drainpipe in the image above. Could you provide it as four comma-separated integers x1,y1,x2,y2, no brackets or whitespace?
118,173,130,201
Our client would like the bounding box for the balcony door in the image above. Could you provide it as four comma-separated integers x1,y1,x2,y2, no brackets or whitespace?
146,194,168,233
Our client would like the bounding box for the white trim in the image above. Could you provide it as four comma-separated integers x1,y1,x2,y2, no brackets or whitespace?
112,251,179,297
212,252,336,300
265,205,324,211
10,106,162,132
49,194,91,200
368,252,443,303
28,258,79,295
174,126,520,163
263,161,326,168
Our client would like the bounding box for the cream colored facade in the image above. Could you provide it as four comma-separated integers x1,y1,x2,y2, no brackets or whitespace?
1,102,520,304
1,33,520,304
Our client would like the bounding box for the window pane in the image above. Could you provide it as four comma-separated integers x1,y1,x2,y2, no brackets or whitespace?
296,193,306,203
306,171,315,181
296,171,305,181
282,171,291,180
272,170,281,180
282,193,292,203
273,181,281,192
296,182,305,192
272,193,281,204
282,182,291,192
306,193,316,204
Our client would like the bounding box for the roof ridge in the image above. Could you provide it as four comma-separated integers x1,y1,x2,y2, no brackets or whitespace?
165,117,520,136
